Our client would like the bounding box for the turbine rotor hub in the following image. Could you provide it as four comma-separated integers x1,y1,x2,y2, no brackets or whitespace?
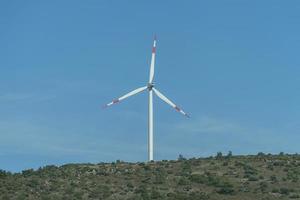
147,83,154,90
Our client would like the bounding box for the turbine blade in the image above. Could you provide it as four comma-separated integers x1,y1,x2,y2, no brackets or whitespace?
104,86,147,108
153,88,190,118
149,35,157,83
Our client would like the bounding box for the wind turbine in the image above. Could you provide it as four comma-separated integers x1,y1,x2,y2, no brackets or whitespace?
104,36,189,161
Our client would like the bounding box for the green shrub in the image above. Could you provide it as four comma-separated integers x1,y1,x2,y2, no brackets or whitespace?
248,176,259,181
280,188,290,195
272,188,279,193
290,194,300,199
217,183,235,195
150,189,162,199
189,192,210,200
189,174,206,184
259,181,268,193
270,175,277,183
178,177,190,186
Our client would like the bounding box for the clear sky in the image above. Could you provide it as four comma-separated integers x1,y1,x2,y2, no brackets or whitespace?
1,1,300,172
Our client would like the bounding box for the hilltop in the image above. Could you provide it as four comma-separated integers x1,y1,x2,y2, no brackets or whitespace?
0,153,300,200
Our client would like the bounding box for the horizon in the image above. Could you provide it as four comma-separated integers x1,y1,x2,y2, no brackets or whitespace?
2,151,296,173
1,1,300,172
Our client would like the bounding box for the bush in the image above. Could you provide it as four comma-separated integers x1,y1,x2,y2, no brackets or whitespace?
272,188,279,193
217,182,235,195
280,188,290,195
143,165,151,171
259,182,268,193
267,164,274,171
222,161,229,166
243,165,257,176
290,194,300,199
287,171,299,182
248,176,259,181
150,189,162,199
189,173,234,194
178,177,190,186
189,174,206,184
189,192,210,200
180,162,192,176
270,175,277,183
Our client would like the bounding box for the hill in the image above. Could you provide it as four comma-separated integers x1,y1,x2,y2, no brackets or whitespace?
0,153,300,200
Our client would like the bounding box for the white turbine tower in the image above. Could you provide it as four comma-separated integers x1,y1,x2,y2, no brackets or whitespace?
104,36,189,161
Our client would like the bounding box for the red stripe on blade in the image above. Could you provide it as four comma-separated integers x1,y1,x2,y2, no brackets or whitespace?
175,106,181,112
152,47,156,53
113,99,120,104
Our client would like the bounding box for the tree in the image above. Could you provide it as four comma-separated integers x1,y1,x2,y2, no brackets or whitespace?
216,152,223,159
22,169,34,177
257,152,265,157
0,170,7,178
178,154,186,161
227,151,233,158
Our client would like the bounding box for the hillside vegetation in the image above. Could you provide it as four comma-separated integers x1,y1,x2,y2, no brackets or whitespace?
1,153,300,200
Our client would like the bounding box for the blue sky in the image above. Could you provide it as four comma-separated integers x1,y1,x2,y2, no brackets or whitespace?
1,1,300,172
